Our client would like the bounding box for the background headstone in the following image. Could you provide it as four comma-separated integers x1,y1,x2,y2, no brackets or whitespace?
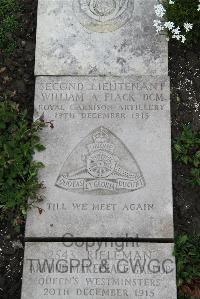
35,0,168,76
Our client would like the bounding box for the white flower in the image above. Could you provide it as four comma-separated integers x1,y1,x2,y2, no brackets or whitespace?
172,26,181,35
198,4,200,11
169,0,175,4
153,20,161,27
184,22,193,32
154,4,166,18
156,25,164,33
164,21,175,30
181,35,186,43
153,20,164,33
156,26,164,33
172,34,181,41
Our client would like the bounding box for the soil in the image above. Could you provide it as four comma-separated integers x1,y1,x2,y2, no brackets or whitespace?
169,42,200,235
0,1,37,298
0,0,199,298
0,0,36,116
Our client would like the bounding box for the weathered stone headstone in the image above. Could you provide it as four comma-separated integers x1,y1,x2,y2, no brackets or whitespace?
21,242,177,299
25,75,173,238
21,0,177,297
35,0,168,76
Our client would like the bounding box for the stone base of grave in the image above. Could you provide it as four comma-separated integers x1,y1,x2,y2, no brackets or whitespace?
21,242,177,299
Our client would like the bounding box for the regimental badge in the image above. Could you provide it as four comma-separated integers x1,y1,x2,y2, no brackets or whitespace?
56,126,145,195
72,0,135,33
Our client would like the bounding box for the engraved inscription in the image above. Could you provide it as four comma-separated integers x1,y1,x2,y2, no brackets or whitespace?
73,0,135,32
56,126,145,195
36,79,168,122
22,243,177,299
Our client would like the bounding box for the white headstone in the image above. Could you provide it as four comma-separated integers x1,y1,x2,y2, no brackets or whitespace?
35,0,168,76
25,75,173,239
21,0,177,297
21,242,177,299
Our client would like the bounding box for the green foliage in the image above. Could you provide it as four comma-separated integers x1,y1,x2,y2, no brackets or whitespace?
173,125,200,186
174,235,200,298
0,101,45,228
175,235,200,285
0,0,20,54
178,294,190,299
163,0,200,45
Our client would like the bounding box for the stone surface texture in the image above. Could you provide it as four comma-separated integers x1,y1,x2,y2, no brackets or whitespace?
21,242,177,299
21,0,177,298
25,75,174,239
35,0,168,76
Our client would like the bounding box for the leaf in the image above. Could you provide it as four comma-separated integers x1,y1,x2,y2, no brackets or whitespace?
35,143,46,151
0,122,6,129
175,143,182,153
193,159,199,168
196,151,200,159
0,67,6,73
21,208,27,216
178,235,188,245
182,156,189,165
